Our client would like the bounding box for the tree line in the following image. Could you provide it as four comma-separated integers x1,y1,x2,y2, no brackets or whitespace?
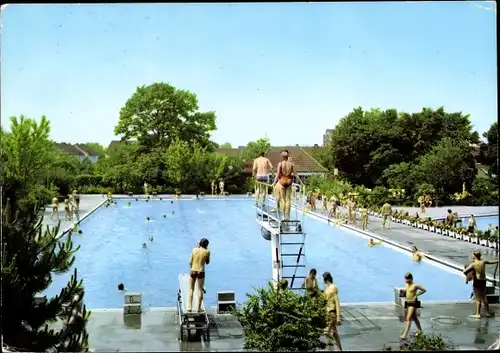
311,107,498,206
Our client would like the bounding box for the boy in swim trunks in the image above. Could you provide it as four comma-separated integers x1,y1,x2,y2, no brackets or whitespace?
463,251,499,318
253,152,273,205
273,149,301,220
323,272,342,351
400,272,426,340
188,238,211,312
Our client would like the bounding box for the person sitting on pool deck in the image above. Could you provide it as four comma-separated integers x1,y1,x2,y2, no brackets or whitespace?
400,272,426,340
411,246,426,262
367,238,382,247
463,251,499,318
302,268,319,297
188,238,211,312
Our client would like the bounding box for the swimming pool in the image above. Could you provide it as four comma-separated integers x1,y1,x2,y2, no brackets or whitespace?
461,215,498,231
45,198,473,309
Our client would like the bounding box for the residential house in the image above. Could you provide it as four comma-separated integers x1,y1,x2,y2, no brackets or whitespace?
215,145,328,181
55,142,103,163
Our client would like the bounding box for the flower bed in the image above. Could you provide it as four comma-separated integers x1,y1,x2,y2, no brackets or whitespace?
366,206,499,249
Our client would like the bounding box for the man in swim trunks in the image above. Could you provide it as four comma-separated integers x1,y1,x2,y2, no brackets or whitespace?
188,238,211,312
211,180,216,195
400,272,426,340
463,251,499,318
360,205,368,230
323,272,342,351
302,268,319,297
253,151,273,205
467,215,477,234
381,201,392,230
273,149,300,220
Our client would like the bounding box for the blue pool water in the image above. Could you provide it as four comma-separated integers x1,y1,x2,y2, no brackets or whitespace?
45,199,473,309
461,215,498,231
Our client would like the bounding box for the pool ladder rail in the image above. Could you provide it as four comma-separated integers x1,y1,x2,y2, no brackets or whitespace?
254,181,308,291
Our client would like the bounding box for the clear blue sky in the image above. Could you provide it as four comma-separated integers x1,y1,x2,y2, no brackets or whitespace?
1,2,497,148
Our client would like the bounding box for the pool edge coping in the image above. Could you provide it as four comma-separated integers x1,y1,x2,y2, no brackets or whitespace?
56,198,108,240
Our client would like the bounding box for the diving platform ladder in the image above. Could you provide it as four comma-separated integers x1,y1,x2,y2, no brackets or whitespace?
254,181,307,291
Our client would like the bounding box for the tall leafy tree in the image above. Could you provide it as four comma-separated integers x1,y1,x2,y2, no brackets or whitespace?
479,121,498,180
414,138,477,201
114,82,217,151
1,115,90,351
240,137,271,162
327,107,479,187
1,115,57,208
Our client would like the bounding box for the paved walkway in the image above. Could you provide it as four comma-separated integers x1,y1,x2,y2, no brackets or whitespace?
393,205,499,220
42,195,107,236
47,302,500,351
309,205,499,279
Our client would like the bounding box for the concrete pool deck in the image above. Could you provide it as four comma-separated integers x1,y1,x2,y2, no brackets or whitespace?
47,302,500,351
42,196,499,351
42,194,107,236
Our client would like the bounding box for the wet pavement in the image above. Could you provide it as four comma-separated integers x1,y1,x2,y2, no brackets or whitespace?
47,302,500,351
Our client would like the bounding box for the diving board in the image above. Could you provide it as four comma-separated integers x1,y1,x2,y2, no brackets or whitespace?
177,274,210,342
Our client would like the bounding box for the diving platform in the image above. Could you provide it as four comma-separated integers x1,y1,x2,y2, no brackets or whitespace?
177,274,210,342
253,181,308,290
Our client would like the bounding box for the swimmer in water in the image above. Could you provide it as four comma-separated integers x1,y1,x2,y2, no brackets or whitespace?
188,238,210,312
127,202,131,207
146,217,151,222
148,236,153,242
118,283,125,291
411,246,425,262
142,243,147,248
367,238,382,247
171,200,174,204
172,211,175,215
163,214,167,218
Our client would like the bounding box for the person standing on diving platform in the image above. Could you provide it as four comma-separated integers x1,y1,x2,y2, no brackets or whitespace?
273,149,301,220
188,238,211,312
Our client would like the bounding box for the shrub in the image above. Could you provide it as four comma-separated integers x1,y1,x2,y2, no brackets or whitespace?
382,332,456,351
233,282,327,352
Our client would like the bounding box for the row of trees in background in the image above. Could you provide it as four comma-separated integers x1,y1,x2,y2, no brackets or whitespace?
311,108,498,206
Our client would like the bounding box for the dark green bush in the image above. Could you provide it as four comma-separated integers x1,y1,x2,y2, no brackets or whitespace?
382,332,456,351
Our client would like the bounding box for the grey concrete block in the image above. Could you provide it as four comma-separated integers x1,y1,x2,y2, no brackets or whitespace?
124,303,141,314
124,292,142,305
